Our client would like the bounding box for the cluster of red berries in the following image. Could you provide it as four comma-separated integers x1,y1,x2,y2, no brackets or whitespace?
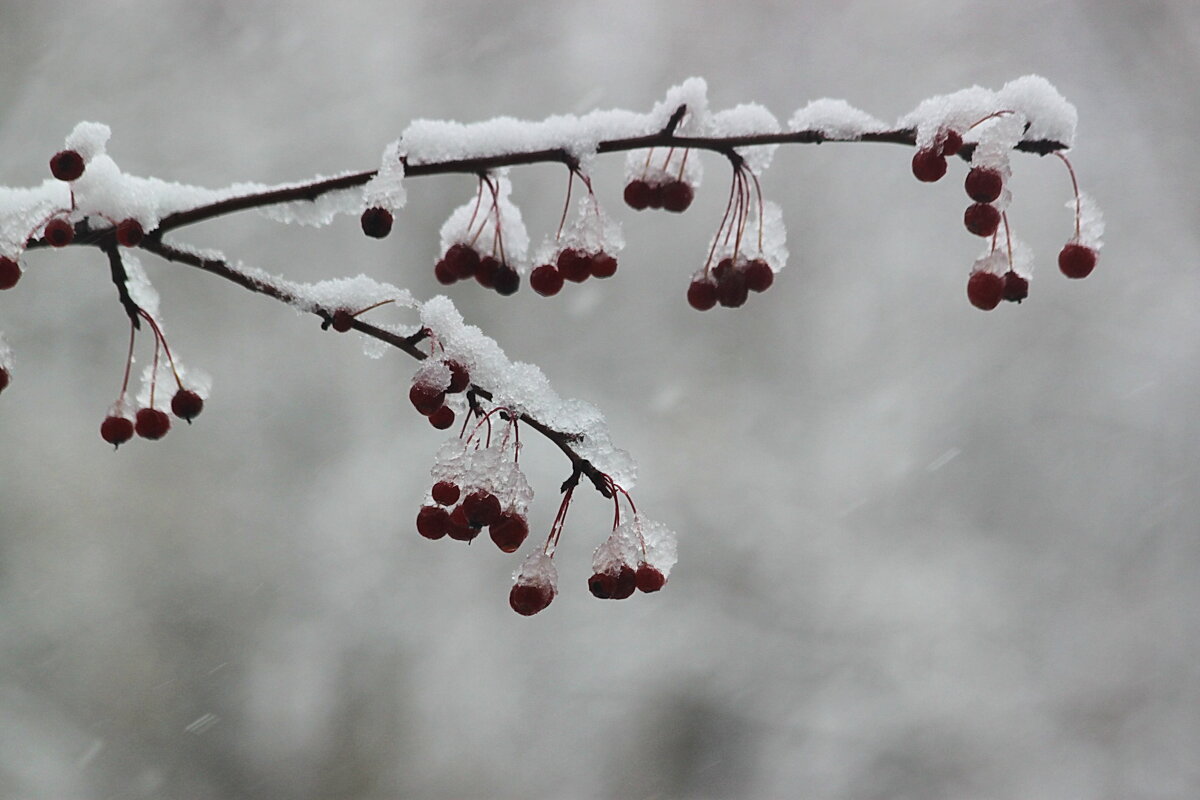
623,177,695,213
687,256,774,311
910,129,964,183
409,358,470,430
529,247,618,297
588,560,666,598
100,388,204,447
417,480,531,551
433,243,520,296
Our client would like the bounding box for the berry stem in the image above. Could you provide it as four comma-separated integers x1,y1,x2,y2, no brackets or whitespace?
1054,152,1083,239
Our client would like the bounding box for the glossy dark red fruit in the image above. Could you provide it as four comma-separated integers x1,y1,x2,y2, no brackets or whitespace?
475,255,500,288
661,180,694,213
1058,243,1097,279
624,179,652,210
100,415,135,447
431,481,461,506
965,167,1004,203
446,361,470,393
967,271,1005,311
44,218,75,247
940,129,963,157
446,506,481,541
0,366,9,393
434,259,457,285
963,203,1001,237
115,219,144,247
409,382,445,416
687,279,718,311
0,256,20,290
428,404,455,430
170,389,204,421
493,266,520,296
556,249,591,283
912,148,947,182
330,309,354,332
635,564,667,593
530,264,564,296
589,252,618,279
743,259,774,293
416,505,450,540
49,150,85,182
716,269,748,308
461,490,502,528
360,207,393,238
1002,270,1029,303
489,511,529,553
134,407,171,440
444,244,479,279
509,581,555,616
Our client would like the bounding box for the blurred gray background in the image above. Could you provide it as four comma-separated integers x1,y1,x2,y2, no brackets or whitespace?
2,1,1198,798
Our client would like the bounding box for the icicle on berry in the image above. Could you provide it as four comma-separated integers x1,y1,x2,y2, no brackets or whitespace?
687,278,718,311
100,415,135,447
967,271,1005,311
44,218,74,248
1002,271,1029,303
661,180,694,213
624,179,653,211
431,481,460,506
360,207,394,239
964,168,1004,204
0,256,20,291
115,219,144,247
912,148,947,182
489,511,529,553
1058,242,1097,279
171,389,204,422
635,563,667,593
963,203,1001,237
428,404,455,430
49,150,85,182
416,505,450,540
134,407,171,440
530,264,563,296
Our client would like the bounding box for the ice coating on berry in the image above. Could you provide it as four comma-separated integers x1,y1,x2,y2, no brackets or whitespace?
362,139,407,213
512,551,558,593
631,515,678,579
429,439,534,518
420,296,637,487
788,98,888,139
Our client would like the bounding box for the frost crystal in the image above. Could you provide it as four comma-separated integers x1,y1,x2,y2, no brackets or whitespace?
1074,192,1105,249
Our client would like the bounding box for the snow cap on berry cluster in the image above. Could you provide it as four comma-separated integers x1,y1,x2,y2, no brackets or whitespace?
708,103,780,173
617,514,678,578
438,173,529,269
704,196,789,273
534,193,625,265
418,295,637,488
788,98,888,140
362,139,407,213
430,437,534,516
513,550,557,590
591,523,639,575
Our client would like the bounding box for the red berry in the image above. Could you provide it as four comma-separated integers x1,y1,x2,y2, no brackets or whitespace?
0,256,20,290
716,268,748,308
687,278,718,311
530,264,564,296
912,148,947,182
446,361,470,393
588,571,616,599
446,506,481,541
646,183,665,209
661,180,694,213
475,255,500,288
134,407,171,440
416,505,450,540
589,252,618,279
444,244,479,279
1058,243,1097,279
360,207,393,238
635,564,667,593
963,203,1001,237
494,266,520,296
461,490,502,528
967,271,1005,311
743,259,774,293
434,259,457,285
509,581,555,616
428,404,455,429
44,218,74,248
624,179,652,210
713,257,735,282
115,219,144,247
409,382,445,416
49,150,85,182
171,389,204,421
100,415,135,447
0,367,9,393
1002,271,1029,303
489,511,529,553
431,481,461,506
556,249,591,283
330,309,354,332
589,565,637,599
964,167,1003,203
940,129,963,157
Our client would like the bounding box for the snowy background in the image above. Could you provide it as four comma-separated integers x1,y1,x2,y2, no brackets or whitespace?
2,1,1199,798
